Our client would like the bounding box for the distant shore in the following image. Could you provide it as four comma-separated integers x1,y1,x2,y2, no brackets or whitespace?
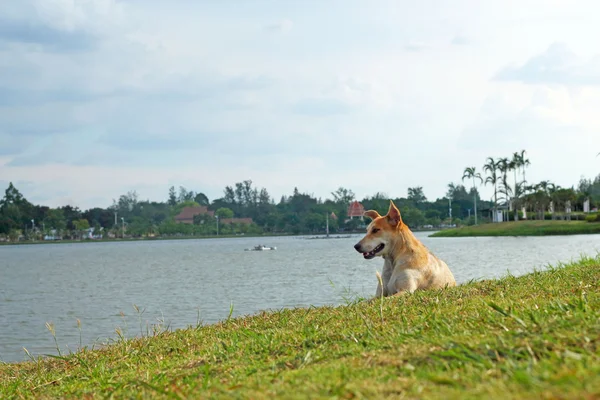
430,220,600,237
0,232,358,246
0,233,296,246
0,228,445,246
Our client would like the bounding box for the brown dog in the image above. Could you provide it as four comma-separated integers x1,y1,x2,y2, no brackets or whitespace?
354,200,456,298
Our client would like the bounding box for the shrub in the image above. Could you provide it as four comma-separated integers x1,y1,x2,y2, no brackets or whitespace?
507,211,524,220
585,213,600,223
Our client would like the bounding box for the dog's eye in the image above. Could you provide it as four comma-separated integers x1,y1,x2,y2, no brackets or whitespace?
371,228,380,234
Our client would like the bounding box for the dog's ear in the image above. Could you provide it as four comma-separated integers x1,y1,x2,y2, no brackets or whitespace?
363,210,381,220
386,200,403,226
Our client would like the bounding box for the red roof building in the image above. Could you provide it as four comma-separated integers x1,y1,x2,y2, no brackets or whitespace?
174,206,215,224
347,201,365,219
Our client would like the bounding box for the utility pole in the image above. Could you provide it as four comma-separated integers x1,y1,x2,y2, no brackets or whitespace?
448,198,452,220
216,215,219,236
326,213,329,238
121,217,125,238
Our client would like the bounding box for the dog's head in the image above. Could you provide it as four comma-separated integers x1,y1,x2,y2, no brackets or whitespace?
353,200,404,259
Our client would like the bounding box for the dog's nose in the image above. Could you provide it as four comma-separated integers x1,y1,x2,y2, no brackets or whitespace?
354,243,362,252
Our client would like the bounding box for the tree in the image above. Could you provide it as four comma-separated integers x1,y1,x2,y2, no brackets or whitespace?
194,192,209,206
331,187,355,204
523,180,553,220
462,167,483,225
518,149,530,185
44,209,67,232
304,212,325,232
402,207,426,228
127,216,151,237
178,186,195,203
0,203,21,234
497,157,513,207
509,154,519,221
407,187,427,208
483,157,499,221
82,207,114,229
112,191,139,220
73,219,90,239
0,182,26,207
0,182,35,233
223,186,236,204
215,208,234,219
168,186,177,206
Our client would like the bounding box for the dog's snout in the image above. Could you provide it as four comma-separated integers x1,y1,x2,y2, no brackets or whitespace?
354,243,362,252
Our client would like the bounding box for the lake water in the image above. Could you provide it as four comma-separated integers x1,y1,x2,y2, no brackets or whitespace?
1,232,600,363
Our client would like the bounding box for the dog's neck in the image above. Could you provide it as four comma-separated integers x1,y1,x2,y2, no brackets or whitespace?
384,225,428,266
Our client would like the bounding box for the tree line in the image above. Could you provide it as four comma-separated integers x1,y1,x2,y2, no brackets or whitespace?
462,150,600,222
1,151,599,240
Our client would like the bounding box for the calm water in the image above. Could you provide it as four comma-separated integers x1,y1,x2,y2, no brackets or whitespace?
1,232,599,362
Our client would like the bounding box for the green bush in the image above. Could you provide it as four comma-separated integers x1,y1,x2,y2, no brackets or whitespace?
585,213,600,223
507,211,524,220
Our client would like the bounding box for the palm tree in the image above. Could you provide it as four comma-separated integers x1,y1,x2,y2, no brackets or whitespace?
462,166,483,225
510,152,523,221
519,150,530,185
497,158,512,221
483,157,499,222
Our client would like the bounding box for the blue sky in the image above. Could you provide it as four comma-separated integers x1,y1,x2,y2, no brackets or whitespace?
1,0,599,209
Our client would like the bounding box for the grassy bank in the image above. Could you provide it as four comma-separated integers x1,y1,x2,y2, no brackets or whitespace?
430,220,600,237
2,256,600,399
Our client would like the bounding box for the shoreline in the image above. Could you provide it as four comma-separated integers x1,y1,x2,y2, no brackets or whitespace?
0,228,438,246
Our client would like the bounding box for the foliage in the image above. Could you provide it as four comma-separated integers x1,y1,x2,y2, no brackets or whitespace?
1,151,599,241
407,186,427,208
73,219,90,231
215,208,234,219
585,213,600,223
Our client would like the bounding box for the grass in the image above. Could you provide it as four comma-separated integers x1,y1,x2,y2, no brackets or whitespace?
430,220,600,237
1,256,600,399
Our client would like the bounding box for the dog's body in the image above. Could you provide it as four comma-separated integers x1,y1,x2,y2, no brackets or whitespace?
354,200,456,298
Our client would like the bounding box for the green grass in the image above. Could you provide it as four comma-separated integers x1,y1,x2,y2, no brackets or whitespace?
2,256,600,399
430,220,600,237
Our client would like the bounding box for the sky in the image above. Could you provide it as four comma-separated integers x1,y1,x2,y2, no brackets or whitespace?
1,0,599,209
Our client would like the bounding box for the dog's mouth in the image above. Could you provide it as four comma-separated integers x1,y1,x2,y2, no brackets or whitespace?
363,243,385,259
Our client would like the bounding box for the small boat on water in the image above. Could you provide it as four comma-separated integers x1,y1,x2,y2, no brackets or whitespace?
245,244,277,251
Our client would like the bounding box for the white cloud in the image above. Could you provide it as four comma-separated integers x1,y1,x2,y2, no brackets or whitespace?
404,40,428,52
495,42,600,86
451,35,469,46
265,18,293,34
1,0,600,209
